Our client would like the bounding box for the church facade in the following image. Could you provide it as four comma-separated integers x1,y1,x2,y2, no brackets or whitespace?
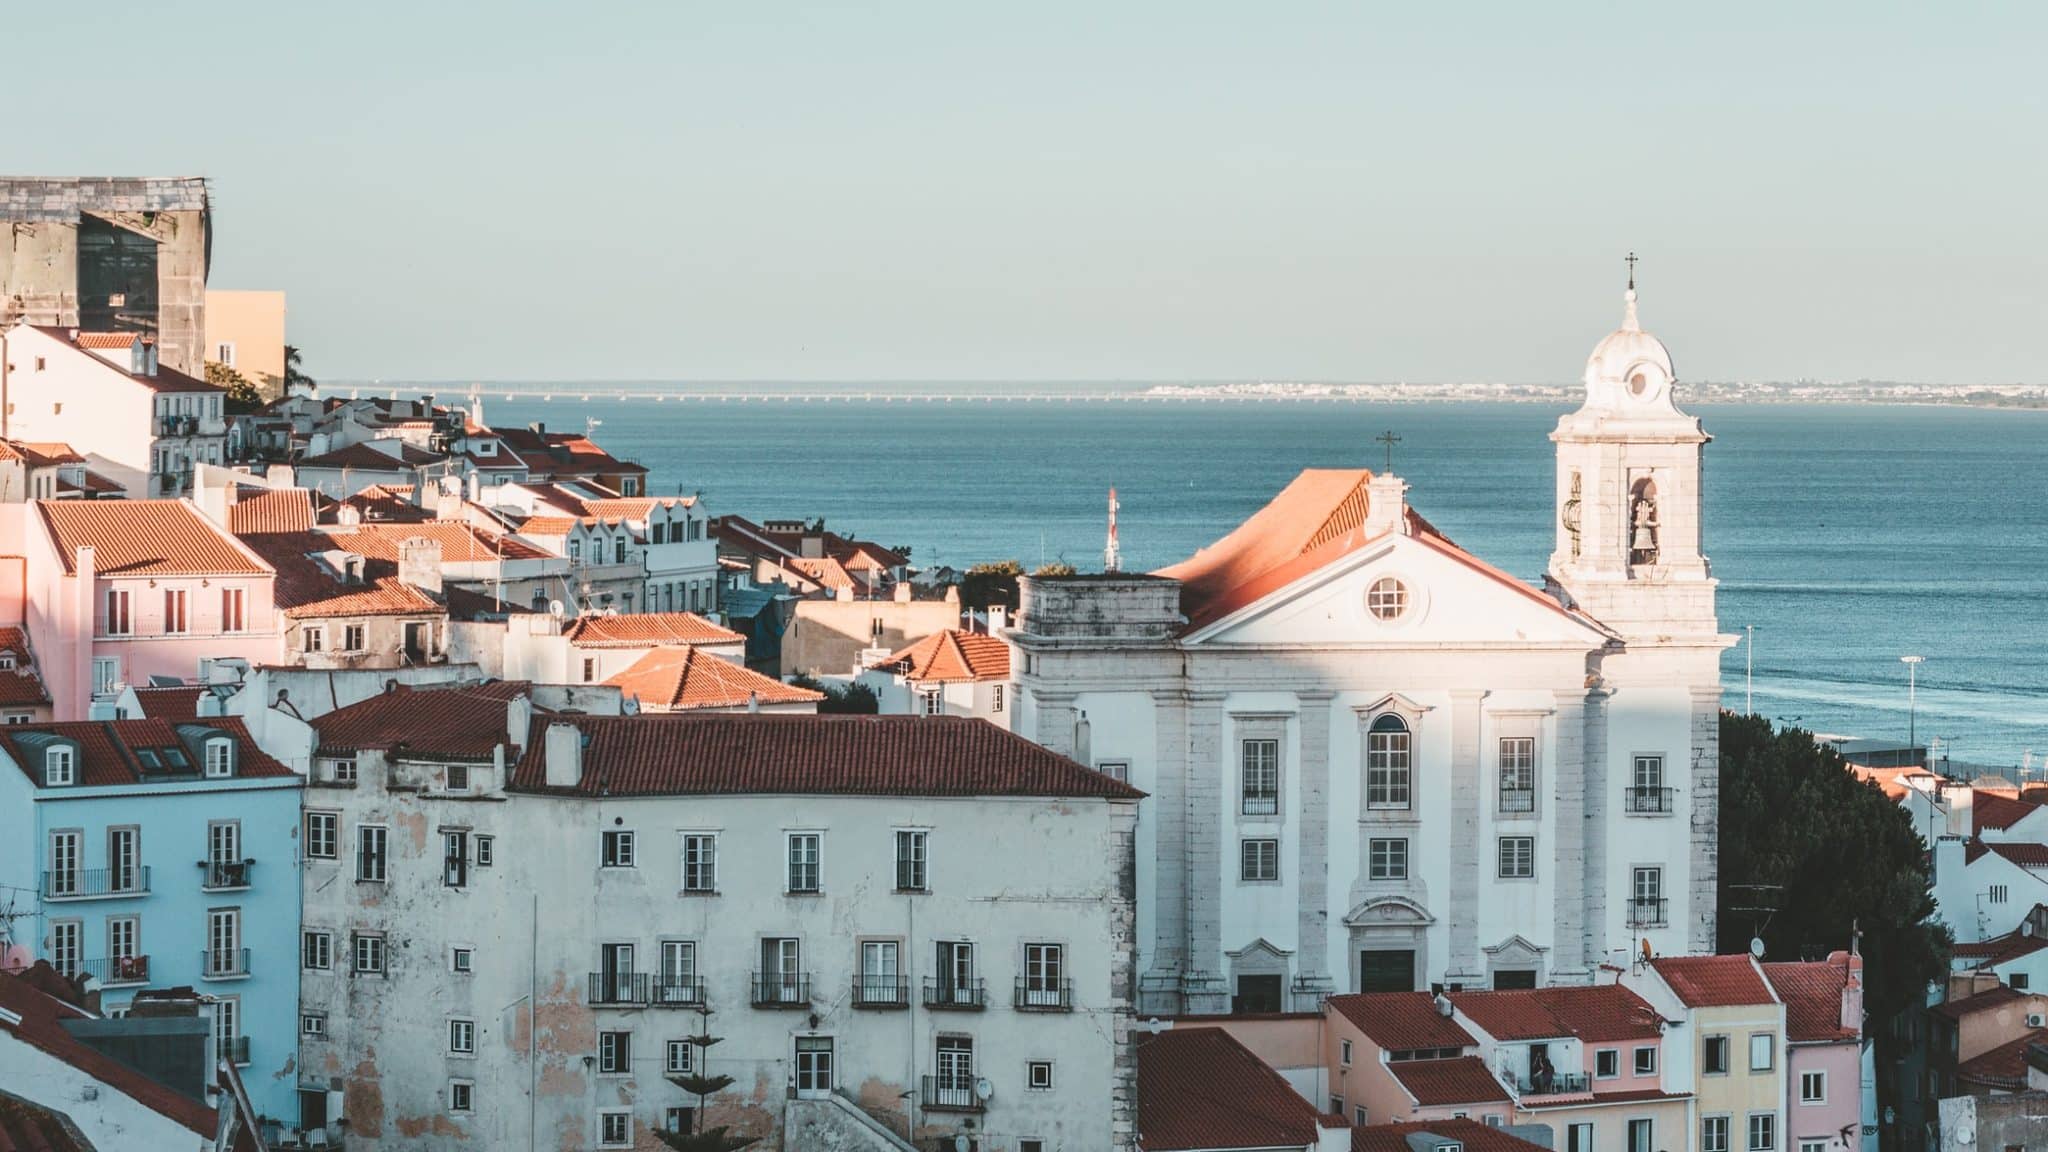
1007,286,1732,1014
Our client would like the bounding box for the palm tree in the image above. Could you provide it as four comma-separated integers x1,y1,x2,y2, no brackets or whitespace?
284,344,316,392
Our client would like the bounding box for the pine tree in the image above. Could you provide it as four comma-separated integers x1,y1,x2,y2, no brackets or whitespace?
652,1009,759,1152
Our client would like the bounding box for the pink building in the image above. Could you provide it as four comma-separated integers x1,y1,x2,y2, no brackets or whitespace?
1765,954,1866,1152
1,500,279,718
1323,992,1512,1127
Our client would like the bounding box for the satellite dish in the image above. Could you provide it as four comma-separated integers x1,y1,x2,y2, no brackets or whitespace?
549,599,566,618
1749,937,1766,959
974,1077,994,1102
1143,1016,1168,1035
1956,1120,1975,1145
1434,993,1454,1018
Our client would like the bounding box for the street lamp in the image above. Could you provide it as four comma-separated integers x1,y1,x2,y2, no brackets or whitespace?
1900,655,1925,758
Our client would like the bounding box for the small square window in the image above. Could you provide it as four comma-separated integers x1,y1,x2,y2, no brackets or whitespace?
301,1012,326,1037
450,1019,475,1055
667,1039,694,1075
1634,1046,1657,1075
1027,1060,1054,1090
450,1080,473,1114
1240,838,1279,882
600,1111,631,1147
1800,1070,1825,1103
452,947,474,974
1595,1048,1620,1078
602,830,635,868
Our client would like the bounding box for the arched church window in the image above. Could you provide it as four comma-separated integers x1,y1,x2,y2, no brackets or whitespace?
1628,478,1660,566
1562,473,1582,558
1366,577,1409,621
1366,714,1412,811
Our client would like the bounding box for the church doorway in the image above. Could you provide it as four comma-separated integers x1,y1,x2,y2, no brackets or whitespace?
1233,974,1283,1014
1359,949,1416,993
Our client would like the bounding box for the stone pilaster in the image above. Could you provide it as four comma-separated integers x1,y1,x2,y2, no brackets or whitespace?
1295,692,1335,984
1184,692,1228,1011
1446,690,1486,983
1034,690,1078,760
1106,805,1140,1151
1550,692,1589,981
1689,683,1724,954
1146,691,1188,987
1582,688,1612,970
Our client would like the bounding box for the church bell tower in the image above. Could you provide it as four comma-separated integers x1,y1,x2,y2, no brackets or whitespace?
1548,264,1717,639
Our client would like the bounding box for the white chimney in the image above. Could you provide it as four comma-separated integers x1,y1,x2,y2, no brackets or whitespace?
505,694,533,754
544,722,582,788
1363,473,1411,539
987,605,1009,633
398,537,444,594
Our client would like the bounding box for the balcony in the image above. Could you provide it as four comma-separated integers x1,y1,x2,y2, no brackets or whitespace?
921,1075,985,1113
225,1036,251,1067
1241,794,1279,817
1516,1071,1591,1097
653,977,706,1008
1499,788,1536,815
923,977,987,1011
1014,978,1074,1012
41,867,150,901
202,948,250,980
751,972,811,1007
80,955,151,986
853,975,910,1009
200,859,255,891
159,416,199,437
1625,786,1674,815
1628,898,1669,928
590,972,652,1007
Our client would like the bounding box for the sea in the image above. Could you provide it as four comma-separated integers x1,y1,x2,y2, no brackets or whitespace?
472,390,2048,770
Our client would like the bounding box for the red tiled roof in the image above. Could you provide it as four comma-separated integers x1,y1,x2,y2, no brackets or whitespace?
1952,932,2048,969
1354,1119,1552,1152
73,331,143,349
1137,1027,1326,1151
1956,1029,2048,1091
1969,841,2048,869
1650,955,1776,1008
1977,791,2045,835
1931,985,2032,1021
0,627,48,707
1326,992,1475,1050
713,515,906,571
490,428,645,477
38,499,272,576
235,530,444,619
605,647,824,712
0,966,214,1137
883,629,1011,683
330,521,550,563
563,612,744,648
228,487,317,534
333,485,436,525
517,515,579,537
14,441,87,467
0,1093,92,1152
129,685,203,721
581,496,694,519
1763,958,1859,1043
1452,984,1666,1043
0,717,293,788
297,441,439,471
1390,1056,1511,1106
313,681,529,761
511,713,1144,799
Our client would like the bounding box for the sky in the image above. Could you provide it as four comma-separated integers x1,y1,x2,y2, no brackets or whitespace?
10,2,2043,384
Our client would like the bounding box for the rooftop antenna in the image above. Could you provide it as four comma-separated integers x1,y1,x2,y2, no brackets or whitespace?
1103,487,1122,573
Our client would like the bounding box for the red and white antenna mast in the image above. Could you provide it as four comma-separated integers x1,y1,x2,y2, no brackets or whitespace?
1104,487,1122,572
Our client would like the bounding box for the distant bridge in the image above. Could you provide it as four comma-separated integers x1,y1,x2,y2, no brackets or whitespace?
336,386,1505,405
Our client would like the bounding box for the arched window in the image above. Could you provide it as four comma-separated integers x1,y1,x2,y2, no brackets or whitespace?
1366,714,1412,811
1628,478,1660,566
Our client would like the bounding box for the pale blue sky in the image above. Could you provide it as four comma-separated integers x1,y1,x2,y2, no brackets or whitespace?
13,2,2043,383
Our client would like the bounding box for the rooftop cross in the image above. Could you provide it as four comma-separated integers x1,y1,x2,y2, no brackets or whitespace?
1626,250,1638,290
1375,429,1402,473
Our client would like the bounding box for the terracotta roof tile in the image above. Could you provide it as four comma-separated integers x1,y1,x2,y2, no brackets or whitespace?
329,521,550,563
0,717,293,788
1977,791,2045,835
14,441,87,467
312,681,529,761
1452,984,1666,1043
0,966,214,1136
38,500,271,577
129,685,203,721
1390,1056,1512,1106
606,647,823,712
1979,842,2048,869
883,630,1011,683
1952,932,2048,969
1354,1120,1552,1152
1956,1028,2048,1091
0,669,51,707
235,530,444,618
1137,1027,1325,1151
73,331,143,349
1650,955,1776,1008
563,612,743,648
0,1093,93,1152
511,713,1144,800
517,515,579,537
1763,958,1859,1043
1931,984,2031,1021
1327,992,1476,1050
227,488,317,534
296,441,439,471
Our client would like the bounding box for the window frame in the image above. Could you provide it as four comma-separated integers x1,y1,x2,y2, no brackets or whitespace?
1800,1069,1825,1103
1497,835,1536,880
1633,1046,1657,1076
681,832,718,893
1749,1032,1775,1072
352,932,386,976
894,828,929,892
1026,1059,1055,1090
1365,714,1413,810
1747,1112,1776,1152
1703,1034,1731,1075
1594,1047,1620,1079
356,824,388,883
1702,1115,1731,1152
1368,836,1409,881
599,1110,632,1149
786,831,822,894
1240,737,1280,815
598,1030,632,1075
449,1018,476,1056
601,829,636,869
449,1079,474,1114
303,930,332,971
1239,837,1280,883
305,811,339,860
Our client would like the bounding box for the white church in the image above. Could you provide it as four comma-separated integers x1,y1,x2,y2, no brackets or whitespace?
1007,284,1732,1014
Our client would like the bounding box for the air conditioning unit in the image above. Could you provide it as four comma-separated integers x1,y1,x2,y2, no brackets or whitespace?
2028,1013,2045,1028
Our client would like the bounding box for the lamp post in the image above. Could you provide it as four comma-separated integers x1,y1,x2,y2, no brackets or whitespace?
1900,655,1925,759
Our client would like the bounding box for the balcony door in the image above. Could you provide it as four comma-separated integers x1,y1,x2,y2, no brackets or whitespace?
763,938,801,1001
48,831,80,896
601,943,635,1001
937,941,975,1005
659,941,696,1004
209,909,240,975
861,941,900,1004
109,828,139,893
794,1036,834,1098
935,1036,975,1091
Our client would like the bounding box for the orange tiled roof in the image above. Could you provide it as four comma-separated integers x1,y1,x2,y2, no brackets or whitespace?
1451,984,1665,1043
563,612,744,648
517,515,580,537
1763,957,1859,1043
17,442,88,467
1976,791,2044,835
883,630,1011,683
38,500,271,577
1389,1056,1512,1106
1327,991,1477,1050
73,331,143,349
581,496,695,519
235,531,444,619
1953,931,2048,970
329,521,550,563
605,647,824,711
1354,1120,1551,1152
1651,955,1776,1008
1137,1027,1328,1151
0,717,293,788
228,488,318,534
1957,1028,2048,1091
314,681,531,760
1849,762,1934,800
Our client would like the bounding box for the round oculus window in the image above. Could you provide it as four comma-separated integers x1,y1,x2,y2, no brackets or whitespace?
1366,576,1409,621
1628,371,1649,396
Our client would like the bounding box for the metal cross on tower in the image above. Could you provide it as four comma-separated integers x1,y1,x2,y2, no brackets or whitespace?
1375,430,1401,473
1626,251,1638,290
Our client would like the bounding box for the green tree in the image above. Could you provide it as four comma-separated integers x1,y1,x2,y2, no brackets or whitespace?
788,675,881,715
1031,561,1077,577
1717,712,1947,1110
284,344,316,392
652,1009,759,1151
206,360,264,412
961,559,1025,611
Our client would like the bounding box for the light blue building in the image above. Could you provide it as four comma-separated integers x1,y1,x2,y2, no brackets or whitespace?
0,716,303,1123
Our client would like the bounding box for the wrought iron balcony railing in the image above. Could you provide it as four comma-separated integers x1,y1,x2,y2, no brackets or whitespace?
42,867,150,900
922,977,987,1011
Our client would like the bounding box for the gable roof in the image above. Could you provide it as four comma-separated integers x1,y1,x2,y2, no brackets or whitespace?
1967,841,2048,869
312,681,529,761
1354,1119,1553,1152
0,966,214,1137
296,440,440,471
510,713,1144,800
1389,1056,1512,1107
1762,958,1858,1043
129,684,204,721
1137,1026,1327,1151
38,499,271,577
1956,1029,2048,1092
1931,984,2031,1021
562,612,744,648
34,328,221,395
0,718,294,788
1650,955,1777,1008
883,629,1011,683
604,647,824,711
327,521,551,562
234,531,443,619
1326,991,1475,1050
1977,791,2045,835
227,487,318,534
1952,930,2048,970
1452,984,1666,1043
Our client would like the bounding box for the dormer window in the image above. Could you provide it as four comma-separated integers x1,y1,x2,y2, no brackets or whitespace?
45,746,75,787
204,738,234,779
0,654,14,670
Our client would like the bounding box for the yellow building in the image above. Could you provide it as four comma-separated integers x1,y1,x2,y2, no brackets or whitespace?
1629,955,1789,1152
203,289,287,396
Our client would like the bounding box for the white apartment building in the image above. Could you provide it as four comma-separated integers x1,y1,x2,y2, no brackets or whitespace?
1008,285,1731,1012
287,683,1140,1152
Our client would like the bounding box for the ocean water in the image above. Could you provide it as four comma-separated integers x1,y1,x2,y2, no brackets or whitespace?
485,395,2048,768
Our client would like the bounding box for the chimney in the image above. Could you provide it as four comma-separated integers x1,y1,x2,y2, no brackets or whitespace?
544,722,582,788
398,537,444,594
505,694,533,755
987,605,1009,633
1363,472,1410,538
892,581,911,604
1840,950,1864,1035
